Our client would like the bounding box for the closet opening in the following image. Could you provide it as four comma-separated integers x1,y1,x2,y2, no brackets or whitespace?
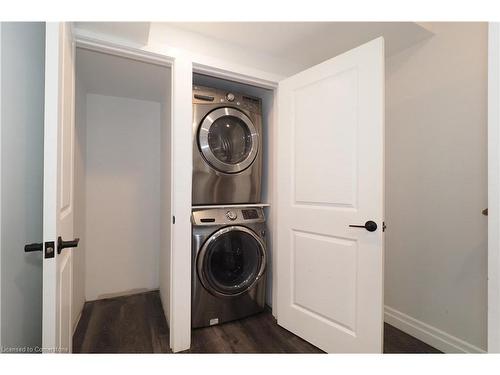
190,72,279,347
72,47,172,352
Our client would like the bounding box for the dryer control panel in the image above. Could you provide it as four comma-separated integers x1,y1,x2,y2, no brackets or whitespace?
192,207,265,226
192,85,262,115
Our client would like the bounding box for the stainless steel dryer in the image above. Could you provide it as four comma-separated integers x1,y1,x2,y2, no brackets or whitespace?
192,207,267,328
192,85,263,205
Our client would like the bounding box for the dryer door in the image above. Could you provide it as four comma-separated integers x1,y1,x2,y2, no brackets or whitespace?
197,226,266,297
198,107,259,174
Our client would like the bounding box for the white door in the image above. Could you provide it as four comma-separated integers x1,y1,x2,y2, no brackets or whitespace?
42,22,76,353
276,37,384,353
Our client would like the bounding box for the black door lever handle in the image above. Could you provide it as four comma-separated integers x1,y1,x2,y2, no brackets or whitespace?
57,236,80,254
349,220,378,232
25,242,43,252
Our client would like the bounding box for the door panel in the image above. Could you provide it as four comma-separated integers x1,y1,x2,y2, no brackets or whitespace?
276,38,384,353
58,254,72,352
294,68,358,206
43,22,75,353
293,230,357,333
59,20,75,231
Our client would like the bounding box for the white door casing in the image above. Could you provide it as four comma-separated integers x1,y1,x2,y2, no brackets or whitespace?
169,56,193,353
42,22,76,353
276,38,385,353
488,22,500,353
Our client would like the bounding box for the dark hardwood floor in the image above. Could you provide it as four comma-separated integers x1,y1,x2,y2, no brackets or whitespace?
383,323,441,353
73,291,170,353
188,309,322,353
73,291,441,354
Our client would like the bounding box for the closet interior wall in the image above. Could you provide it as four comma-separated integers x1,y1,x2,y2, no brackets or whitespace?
73,48,172,330
192,73,275,307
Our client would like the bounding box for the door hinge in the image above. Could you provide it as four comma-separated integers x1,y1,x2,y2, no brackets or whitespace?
45,241,55,259
173,215,176,224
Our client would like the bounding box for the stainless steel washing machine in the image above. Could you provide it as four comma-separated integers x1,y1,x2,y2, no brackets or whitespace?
192,85,263,205
191,207,267,328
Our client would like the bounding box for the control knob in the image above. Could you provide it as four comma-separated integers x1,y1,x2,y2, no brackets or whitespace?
226,210,237,221
226,92,235,102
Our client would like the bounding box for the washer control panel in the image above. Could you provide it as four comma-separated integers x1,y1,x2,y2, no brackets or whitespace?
192,207,265,225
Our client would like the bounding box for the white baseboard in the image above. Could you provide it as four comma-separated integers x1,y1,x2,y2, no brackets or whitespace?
384,305,486,353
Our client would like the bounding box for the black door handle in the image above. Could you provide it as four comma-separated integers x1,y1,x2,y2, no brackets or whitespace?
25,242,43,252
57,236,80,254
349,220,378,232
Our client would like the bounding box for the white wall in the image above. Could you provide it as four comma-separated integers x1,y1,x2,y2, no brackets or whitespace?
0,22,45,351
84,94,161,301
385,22,488,352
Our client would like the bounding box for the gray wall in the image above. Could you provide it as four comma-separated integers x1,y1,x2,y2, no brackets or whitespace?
385,22,488,351
0,22,45,351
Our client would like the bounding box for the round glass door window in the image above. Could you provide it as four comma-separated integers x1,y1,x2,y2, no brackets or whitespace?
198,227,266,296
208,116,252,164
199,108,259,174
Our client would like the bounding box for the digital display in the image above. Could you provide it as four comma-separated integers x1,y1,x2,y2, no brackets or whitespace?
242,209,259,220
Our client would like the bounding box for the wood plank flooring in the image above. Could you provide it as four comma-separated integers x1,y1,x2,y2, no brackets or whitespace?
73,291,170,353
73,291,441,354
188,309,322,353
383,323,441,353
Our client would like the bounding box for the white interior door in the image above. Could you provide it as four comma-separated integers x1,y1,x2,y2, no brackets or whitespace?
276,37,384,353
42,22,76,353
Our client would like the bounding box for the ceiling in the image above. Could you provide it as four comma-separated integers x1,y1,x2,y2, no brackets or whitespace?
168,22,433,65
74,22,434,76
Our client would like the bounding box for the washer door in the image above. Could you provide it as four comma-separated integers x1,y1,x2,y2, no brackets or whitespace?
197,226,266,297
198,107,259,174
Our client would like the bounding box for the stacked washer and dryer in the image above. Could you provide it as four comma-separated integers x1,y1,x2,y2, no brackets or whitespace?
191,85,267,328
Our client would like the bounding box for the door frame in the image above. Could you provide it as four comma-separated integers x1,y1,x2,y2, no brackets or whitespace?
191,63,282,319
191,62,281,313
488,21,500,353
71,34,182,350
